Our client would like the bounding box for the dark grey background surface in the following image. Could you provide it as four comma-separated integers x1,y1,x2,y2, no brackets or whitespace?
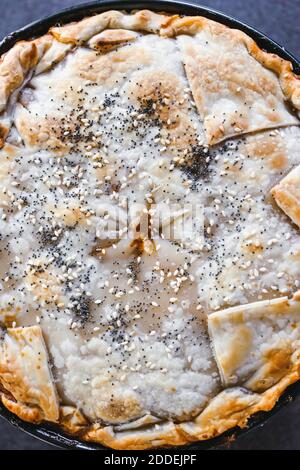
0,0,299,451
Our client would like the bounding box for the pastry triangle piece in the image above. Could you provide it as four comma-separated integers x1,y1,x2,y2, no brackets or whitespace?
175,20,298,144
208,292,300,392
0,325,59,422
271,164,300,228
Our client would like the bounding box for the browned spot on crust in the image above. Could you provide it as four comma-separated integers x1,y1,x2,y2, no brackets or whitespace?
0,123,9,149
246,133,287,170
247,346,293,392
97,397,142,424
130,237,155,255
127,70,185,124
91,238,120,257
242,241,264,255
0,307,20,327
77,47,151,84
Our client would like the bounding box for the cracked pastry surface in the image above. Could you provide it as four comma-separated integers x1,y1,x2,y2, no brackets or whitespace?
0,9,300,450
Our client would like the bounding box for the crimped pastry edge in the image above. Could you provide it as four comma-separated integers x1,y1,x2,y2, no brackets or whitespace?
0,9,299,122
1,297,300,450
2,370,299,450
2,366,298,450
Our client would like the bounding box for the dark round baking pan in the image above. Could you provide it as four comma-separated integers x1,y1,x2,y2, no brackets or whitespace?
0,0,300,451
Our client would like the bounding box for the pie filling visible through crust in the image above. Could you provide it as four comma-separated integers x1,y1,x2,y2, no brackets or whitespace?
0,9,300,450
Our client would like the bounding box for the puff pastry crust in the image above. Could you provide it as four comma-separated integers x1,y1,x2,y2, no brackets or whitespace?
176,26,298,143
208,292,300,391
0,9,300,450
0,326,59,422
272,164,300,227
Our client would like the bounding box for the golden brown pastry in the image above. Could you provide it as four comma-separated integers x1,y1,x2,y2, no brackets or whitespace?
272,164,300,227
0,9,300,450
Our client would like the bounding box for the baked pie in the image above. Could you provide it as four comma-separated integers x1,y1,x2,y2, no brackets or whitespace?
0,9,300,450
